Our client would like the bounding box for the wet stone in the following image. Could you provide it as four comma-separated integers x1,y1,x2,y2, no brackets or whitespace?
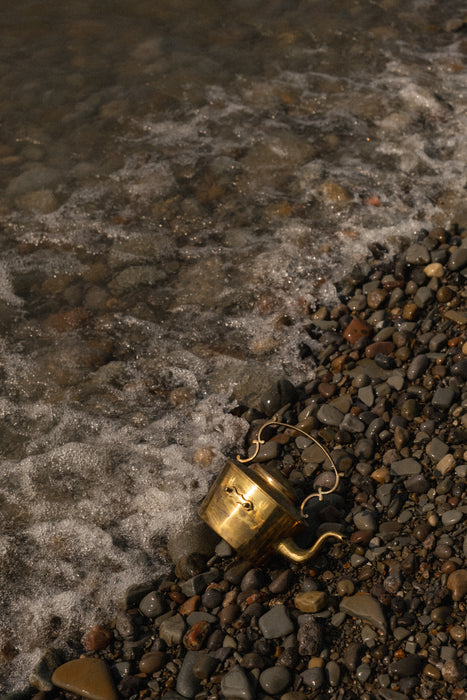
52,658,118,700
405,243,430,265
300,667,324,690
221,665,254,700
317,405,344,426
448,245,467,271
427,437,450,462
159,614,186,646
176,651,203,699
259,666,291,695
139,591,166,618
343,317,373,345
341,413,365,433
407,354,430,381
192,654,218,680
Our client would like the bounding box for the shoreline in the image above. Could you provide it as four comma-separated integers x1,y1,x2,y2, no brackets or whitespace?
11,224,467,699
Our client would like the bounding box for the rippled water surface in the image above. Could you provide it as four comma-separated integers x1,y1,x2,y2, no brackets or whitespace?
0,0,466,689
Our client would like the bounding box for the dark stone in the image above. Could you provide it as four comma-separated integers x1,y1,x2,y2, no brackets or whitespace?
388,654,424,678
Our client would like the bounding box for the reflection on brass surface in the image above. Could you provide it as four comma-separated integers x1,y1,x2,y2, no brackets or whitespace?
199,420,344,564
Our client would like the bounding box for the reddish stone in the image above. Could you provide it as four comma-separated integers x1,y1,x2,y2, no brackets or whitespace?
318,382,337,398
83,624,112,652
179,595,201,616
350,530,373,545
365,341,395,359
183,621,211,650
168,591,186,604
343,317,372,345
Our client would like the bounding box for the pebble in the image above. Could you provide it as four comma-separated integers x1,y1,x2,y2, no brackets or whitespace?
353,510,378,531
316,404,344,426
406,354,430,380
325,660,341,686
300,667,324,689
221,665,254,700
297,618,323,656
294,591,328,613
340,594,387,633
447,570,467,601
139,591,166,618
424,262,444,277
259,605,295,639
441,509,463,527
139,651,166,674
388,654,423,677
176,651,203,699
390,458,422,476
51,658,118,700
259,666,291,694
436,453,456,476
159,615,186,646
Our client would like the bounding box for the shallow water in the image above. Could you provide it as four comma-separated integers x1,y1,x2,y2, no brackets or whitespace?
0,0,466,689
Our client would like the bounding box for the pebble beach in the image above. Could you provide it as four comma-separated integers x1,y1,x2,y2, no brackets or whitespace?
22,225,467,700
1,0,467,696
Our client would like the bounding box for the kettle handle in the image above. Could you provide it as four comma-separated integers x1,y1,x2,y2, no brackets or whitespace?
237,419,342,518
275,530,345,563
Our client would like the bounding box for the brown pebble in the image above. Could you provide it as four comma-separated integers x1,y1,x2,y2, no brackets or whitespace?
350,530,373,545
365,341,395,358
447,569,467,601
318,382,337,398
441,561,457,574
219,603,241,627
343,317,372,345
402,302,418,320
423,663,441,680
84,625,112,652
437,285,455,302
139,651,166,674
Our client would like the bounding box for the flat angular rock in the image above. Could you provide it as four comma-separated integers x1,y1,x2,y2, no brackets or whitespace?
259,605,294,639
390,458,421,476
340,594,386,633
51,658,118,700
221,665,255,700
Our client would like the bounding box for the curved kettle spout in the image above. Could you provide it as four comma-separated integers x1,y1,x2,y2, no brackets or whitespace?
275,530,344,564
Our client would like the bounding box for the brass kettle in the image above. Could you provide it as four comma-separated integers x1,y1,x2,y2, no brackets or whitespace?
199,420,344,564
